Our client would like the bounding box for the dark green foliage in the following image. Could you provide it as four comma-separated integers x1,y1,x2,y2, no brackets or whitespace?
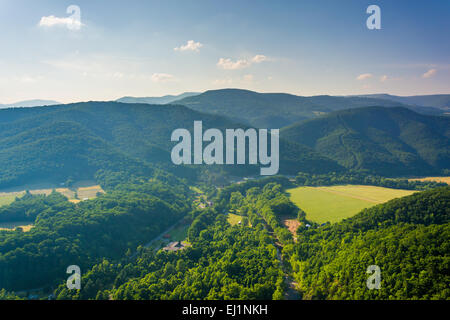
0,289,22,300
0,177,190,291
214,176,294,212
357,94,450,110
291,186,450,299
218,182,297,245
55,215,284,300
173,89,424,128
282,107,450,176
0,101,341,189
294,171,447,190
0,96,448,301
302,224,449,299
0,191,67,223
116,92,199,105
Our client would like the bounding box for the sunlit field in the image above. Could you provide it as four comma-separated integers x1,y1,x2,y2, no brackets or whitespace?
287,185,417,223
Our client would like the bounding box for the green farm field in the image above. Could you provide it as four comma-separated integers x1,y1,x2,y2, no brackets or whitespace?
227,213,245,226
0,221,34,232
0,194,18,207
0,180,105,205
287,185,417,223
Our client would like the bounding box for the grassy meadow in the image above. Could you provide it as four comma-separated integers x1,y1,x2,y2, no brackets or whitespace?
0,221,34,232
227,213,245,226
0,180,105,206
0,194,19,207
408,176,450,184
287,185,417,223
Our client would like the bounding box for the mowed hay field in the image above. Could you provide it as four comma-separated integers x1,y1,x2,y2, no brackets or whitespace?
0,180,105,206
0,194,18,207
0,221,34,232
287,185,417,224
227,213,245,226
408,176,450,184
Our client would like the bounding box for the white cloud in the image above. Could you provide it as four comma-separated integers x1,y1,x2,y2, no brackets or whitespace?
217,55,268,70
356,73,373,80
151,73,176,83
39,15,83,30
243,74,254,82
251,55,268,63
174,40,203,52
422,69,437,78
39,5,83,30
217,58,251,70
380,75,388,82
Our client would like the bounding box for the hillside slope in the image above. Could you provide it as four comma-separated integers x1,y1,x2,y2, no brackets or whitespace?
357,94,450,110
0,99,60,109
281,107,450,176
172,89,443,128
116,92,200,104
293,186,450,300
0,102,341,188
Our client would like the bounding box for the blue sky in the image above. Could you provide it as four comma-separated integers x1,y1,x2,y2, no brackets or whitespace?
0,0,449,103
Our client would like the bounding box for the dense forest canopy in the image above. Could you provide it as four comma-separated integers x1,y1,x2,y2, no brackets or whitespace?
290,186,450,299
0,97,448,301
0,172,192,291
282,107,450,176
172,89,447,128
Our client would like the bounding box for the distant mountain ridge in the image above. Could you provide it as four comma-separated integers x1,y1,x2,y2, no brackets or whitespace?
354,94,450,110
0,99,60,109
171,89,447,128
116,92,200,105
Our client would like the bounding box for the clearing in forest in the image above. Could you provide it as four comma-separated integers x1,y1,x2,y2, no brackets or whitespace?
287,185,416,223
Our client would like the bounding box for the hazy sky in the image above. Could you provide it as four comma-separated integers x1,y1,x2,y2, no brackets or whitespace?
0,0,449,103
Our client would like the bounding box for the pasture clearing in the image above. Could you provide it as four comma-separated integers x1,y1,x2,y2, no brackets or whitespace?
0,194,19,207
0,221,34,232
287,185,417,224
227,213,245,226
0,180,105,205
408,176,450,185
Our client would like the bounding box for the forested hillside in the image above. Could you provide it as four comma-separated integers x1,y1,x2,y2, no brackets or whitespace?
282,107,450,176
357,94,450,110
0,173,191,291
290,186,450,299
55,213,285,300
53,182,297,300
116,92,199,104
172,89,445,128
0,101,341,189
0,100,448,300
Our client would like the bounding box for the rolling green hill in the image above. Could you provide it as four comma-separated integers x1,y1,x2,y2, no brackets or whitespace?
0,102,341,189
292,186,450,299
1,100,448,189
116,92,199,105
357,94,450,110
281,107,450,176
171,89,445,128
0,99,60,109
0,120,152,188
